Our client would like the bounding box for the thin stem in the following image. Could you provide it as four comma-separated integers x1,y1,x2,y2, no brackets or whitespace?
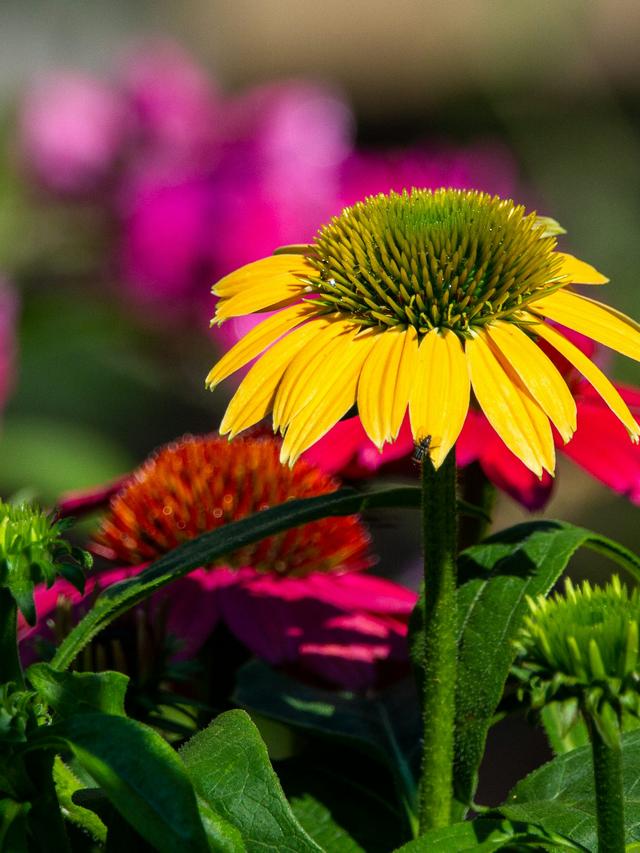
0,588,24,688
418,450,458,832
588,720,625,853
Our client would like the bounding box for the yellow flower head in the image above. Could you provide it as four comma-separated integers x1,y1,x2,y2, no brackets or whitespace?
206,188,640,475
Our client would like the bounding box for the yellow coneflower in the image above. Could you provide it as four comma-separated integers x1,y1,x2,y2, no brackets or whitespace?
206,188,640,476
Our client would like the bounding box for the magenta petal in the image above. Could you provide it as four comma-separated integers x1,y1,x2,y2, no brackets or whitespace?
297,612,409,691
18,566,138,666
216,569,414,690
478,430,554,510
56,476,130,519
303,416,414,479
562,397,640,504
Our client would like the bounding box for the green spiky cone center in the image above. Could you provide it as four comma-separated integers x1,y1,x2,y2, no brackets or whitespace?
306,188,564,336
515,578,640,731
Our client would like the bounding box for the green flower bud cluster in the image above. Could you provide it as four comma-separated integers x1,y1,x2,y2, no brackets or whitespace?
0,502,92,626
0,682,48,745
514,576,640,746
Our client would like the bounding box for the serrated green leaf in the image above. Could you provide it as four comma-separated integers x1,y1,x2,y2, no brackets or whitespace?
233,661,419,820
446,520,640,820
27,663,128,718
50,485,423,672
31,713,208,853
52,757,106,843
180,709,322,852
500,729,640,847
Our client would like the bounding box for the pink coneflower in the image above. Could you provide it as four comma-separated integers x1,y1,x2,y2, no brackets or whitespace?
23,435,415,690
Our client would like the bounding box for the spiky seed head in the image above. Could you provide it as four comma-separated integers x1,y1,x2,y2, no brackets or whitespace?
306,188,565,337
514,576,640,744
0,502,91,625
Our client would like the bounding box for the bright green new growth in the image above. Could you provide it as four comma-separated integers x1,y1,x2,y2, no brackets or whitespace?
0,501,92,625
307,188,564,336
515,576,640,741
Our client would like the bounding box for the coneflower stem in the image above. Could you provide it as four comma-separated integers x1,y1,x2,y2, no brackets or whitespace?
418,450,458,832
587,719,625,853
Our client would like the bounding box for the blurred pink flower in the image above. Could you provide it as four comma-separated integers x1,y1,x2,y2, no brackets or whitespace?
121,39,220,177
20,72,130,195
305,331,640,512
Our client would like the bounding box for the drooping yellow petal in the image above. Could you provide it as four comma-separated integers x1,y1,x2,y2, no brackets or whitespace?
273,319,357,430
213,288,305,324
484,321,576,444
409,328,470,469
529,318,640,440
280,333,377,466
213,254,316,297
356,326,418,449
219,320,325,438
531,289,640,362
555,253,609,285
205,302,319,389
466,330,555,476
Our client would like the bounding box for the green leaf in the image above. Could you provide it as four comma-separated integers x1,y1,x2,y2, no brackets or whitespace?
234,660,419,818
449,520,640,820
50,485,423,672
290,795,363,852
180,709,322,852
278,746,408,852
196,798,247,853
27,663,127,717
30,713,208,853
540,702,590,756
500,729,640,847
0,798,30,851
394,817,581,851
52,757,106,843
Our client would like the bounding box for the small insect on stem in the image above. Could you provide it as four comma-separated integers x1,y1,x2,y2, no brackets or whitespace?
412,435,432,465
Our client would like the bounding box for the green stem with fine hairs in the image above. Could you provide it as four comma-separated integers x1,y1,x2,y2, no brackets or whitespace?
586,718,625,853
418,450,458,832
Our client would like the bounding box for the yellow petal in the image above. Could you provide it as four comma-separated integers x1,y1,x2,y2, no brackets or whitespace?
356,326,418,449
219,320,324,438
205,303,318,389
556,252,609,285
213,254,316,297
280,333,377,466
214,289,304,324
484,321,576,444
531,289,640,362
466,330,555,476
273,319,357,430
409,328,470,469
529,318,640,440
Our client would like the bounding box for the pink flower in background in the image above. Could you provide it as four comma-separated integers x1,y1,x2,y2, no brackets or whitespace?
20,72,130,195
121,40,221,177
25,434,416,691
